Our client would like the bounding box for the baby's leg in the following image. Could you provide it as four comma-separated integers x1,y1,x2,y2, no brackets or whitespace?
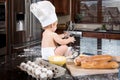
54,45,68,56
54,45,72,56
65,47,72,56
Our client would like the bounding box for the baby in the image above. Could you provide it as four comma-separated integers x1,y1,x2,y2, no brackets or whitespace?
41,21,75,60
30,1,75,60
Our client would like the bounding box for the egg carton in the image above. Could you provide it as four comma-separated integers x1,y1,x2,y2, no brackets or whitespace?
18,58,66,80
34,58,66,78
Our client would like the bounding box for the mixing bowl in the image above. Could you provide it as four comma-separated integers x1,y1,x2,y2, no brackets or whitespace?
48,56,66,66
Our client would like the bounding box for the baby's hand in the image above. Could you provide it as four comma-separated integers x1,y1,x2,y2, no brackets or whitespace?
64,32,70,37
69,37,76,43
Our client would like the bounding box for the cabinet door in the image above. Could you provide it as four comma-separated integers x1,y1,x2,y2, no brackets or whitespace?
14,0,25,13
83,32,105,39
0,0,5,2
83,32,120,40
49,0,70,15
82,32,97,38
105,33,120,40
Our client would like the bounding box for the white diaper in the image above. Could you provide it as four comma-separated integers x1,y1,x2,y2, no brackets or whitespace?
41,47,55,60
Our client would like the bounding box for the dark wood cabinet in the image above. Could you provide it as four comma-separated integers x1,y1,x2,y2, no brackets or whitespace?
105,33,120,40
83,32,120,40
49,0,70,15
14,0,25,13
0,0,5,2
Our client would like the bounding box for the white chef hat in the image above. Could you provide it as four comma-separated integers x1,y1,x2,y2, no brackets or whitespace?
30,1,58,28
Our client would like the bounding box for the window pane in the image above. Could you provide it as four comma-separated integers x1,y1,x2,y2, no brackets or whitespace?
102,0,120,23
76,0,98,23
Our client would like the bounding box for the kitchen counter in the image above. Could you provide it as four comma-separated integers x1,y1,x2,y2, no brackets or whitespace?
77,30,120,34
20,47,120,80
66,30,120,40
73,73,118,80
0,53,120,80
82,31,120,40
73,24,120,34
0,45,120,80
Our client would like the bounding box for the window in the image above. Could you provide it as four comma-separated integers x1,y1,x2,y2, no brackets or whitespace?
102,0,120,24
75,0,120,24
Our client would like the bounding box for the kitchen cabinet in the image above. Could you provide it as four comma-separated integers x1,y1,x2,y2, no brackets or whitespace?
49,0,70,15
82,32,120,40
14,0,25,13
105,33,120,40
0,0,5,2
82,32,104,39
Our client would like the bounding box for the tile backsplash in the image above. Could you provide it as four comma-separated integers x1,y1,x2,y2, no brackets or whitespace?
80,37,97,54
102,39,120,56
80,37,120,56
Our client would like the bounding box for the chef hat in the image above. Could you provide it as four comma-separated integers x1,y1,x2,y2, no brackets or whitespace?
30,1,58,28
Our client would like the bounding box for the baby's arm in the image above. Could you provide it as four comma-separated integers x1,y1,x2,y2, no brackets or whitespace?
58,34,65,38
58,32,70,39
53,33,75,45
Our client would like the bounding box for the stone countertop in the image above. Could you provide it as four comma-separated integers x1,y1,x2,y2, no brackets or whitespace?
1,53,119,80
18,46,120,80
73,73,119,80
1,44,119,80
73,23,120,34
72,29,120,34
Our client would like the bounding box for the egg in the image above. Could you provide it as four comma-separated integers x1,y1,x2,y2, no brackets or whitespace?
36,67,42,70
24,64,30,71
41,68,48,72
31,68,36,77
20,62,26,69
35,58,42,62
30,62,36,67
34,64,39,68
27,61,32,65
40,72,47,80
46,70,53,79
27,66,33,75
34,68,42,78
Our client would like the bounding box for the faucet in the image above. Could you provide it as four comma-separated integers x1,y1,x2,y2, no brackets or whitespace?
66,21,75,31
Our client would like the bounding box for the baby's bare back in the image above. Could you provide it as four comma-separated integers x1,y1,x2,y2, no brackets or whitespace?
41,31,57,48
